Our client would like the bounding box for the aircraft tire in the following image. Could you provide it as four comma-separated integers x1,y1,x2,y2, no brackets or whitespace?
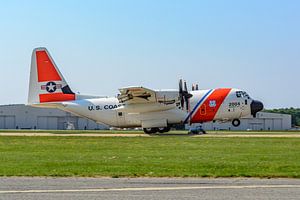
143,128,158,134
158,127,171,133
164,127,171,132
232,119,241,127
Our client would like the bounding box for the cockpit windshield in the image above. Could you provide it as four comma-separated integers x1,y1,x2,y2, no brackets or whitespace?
236,91,250,99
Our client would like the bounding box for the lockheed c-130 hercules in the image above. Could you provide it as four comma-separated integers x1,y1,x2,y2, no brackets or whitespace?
28,48,264,134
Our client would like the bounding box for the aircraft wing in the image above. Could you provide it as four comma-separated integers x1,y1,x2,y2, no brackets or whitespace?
118,86,157,104
117,86,180,113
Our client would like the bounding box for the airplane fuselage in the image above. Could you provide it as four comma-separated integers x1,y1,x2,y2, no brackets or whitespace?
58,88,255,128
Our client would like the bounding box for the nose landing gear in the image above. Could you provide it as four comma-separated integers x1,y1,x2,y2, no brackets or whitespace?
232,119,241,127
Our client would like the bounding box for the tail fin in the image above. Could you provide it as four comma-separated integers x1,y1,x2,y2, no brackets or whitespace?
28,47,76,104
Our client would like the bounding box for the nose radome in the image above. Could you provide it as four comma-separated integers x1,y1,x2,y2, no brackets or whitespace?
251,100,264,117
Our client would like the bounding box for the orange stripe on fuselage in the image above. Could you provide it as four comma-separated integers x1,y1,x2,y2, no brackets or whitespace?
36,50,62,82
191,88,231,123
39,93,75,103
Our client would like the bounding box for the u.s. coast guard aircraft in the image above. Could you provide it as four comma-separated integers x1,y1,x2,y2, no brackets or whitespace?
28,48,263,133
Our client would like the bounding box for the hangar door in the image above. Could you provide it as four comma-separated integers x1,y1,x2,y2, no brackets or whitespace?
58,117,78,130
0,116,16,129
37,116,58,130
273,119,282,130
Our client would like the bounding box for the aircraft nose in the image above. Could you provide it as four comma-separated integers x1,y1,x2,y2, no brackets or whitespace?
251,100,264,117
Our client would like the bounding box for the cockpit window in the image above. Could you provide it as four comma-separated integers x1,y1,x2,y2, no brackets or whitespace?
236,91,250,99
236,91,242,98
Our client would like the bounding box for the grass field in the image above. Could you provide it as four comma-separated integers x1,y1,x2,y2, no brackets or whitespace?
0,129,300,135
0,135,299,178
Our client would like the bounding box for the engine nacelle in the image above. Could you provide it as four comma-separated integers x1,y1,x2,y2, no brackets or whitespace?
155,90,179,105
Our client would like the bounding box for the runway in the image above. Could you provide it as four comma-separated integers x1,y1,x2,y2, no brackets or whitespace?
1,178,300,200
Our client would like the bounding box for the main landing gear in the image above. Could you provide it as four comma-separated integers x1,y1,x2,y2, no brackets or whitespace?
143,127,171,134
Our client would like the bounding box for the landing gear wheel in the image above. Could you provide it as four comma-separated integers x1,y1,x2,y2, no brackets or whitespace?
143,128,158,134
158,128,165,133
164,127,171,133
232,119,241,127
158,127,171,133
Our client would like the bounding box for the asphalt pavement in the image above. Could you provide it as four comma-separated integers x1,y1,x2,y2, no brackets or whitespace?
0,177,300,200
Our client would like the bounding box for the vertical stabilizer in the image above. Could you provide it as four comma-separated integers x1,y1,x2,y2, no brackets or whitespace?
28,47,75,104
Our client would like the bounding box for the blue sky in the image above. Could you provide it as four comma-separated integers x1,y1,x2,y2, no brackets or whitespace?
0,0,299,108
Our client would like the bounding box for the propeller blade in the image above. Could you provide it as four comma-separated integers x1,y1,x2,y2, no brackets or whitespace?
185,96,189,111
184,80,188,93
179,79,183,93
179,79,184,109
179,79,193,111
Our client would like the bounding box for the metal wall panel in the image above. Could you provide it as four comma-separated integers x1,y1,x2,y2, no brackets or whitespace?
273,119,282,130
37,117,47,129
47,117,58,130
0,116,16,129
0,116,5,128
5,116,16,129
37,116,58,130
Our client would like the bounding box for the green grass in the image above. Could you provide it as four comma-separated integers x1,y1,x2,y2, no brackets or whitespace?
0,136,299,178
1,129,300,135
0,129,140,134
206,130,300,135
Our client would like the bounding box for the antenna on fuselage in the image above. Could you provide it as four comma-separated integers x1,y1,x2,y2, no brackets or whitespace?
192,83,199,91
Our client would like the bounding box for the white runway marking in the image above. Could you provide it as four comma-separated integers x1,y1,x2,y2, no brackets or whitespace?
1,185,300,194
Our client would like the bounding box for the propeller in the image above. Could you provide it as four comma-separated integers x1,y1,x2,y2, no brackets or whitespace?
179,79,193,112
